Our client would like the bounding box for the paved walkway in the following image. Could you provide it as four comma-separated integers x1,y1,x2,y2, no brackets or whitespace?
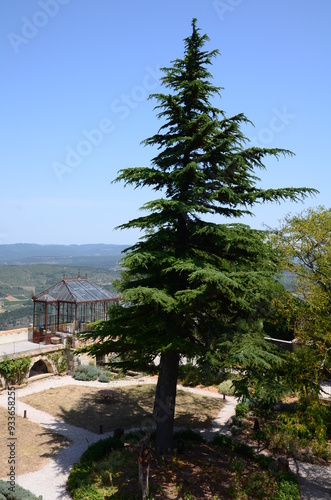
0,375,330,499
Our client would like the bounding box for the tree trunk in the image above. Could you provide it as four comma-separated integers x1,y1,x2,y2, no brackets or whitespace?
138,435,151,499
153,350,180,454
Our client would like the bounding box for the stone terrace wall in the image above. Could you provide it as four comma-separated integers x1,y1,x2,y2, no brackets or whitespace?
0,327,32,345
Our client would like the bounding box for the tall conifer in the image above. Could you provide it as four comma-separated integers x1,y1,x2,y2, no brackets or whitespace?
81,19,316,452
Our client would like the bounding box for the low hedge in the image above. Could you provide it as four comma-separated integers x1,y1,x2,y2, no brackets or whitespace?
0,480,39,500
67,436,124,494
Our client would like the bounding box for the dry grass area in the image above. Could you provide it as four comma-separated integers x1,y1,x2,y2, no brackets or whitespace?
0,407,71,476
21,384,225,434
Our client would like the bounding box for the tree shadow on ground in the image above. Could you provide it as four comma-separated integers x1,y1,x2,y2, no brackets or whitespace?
55,385,224,434
16,384,225,495
38,429,72,458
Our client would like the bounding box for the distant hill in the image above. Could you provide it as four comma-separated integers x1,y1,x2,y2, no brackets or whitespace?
0,262,123,331
0,243,128,267
0,244,128,330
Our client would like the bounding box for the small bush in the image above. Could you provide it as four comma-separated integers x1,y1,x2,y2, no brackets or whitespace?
68,437,124,496
73,364,85,372
72,484,103,500
231,415,242,427
0,355,31,385
48,351,67,373
274,472,300,500
235,402,250,418
67,463,91,491
231,425,242,436
178,363,201,386
98,373,110,383
0,480,39,499
73,370,89,381
218,379,235,396
174,428,205,444
73,365,101,381
80,436,123,463
212,435,255,459
269,427,301,455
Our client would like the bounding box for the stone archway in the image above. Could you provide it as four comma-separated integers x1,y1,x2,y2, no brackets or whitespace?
28,355,56,378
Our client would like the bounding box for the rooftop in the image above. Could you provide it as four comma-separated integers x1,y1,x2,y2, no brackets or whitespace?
33,277,118,304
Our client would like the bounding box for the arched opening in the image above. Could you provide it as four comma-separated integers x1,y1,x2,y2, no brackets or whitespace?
29,359,51,378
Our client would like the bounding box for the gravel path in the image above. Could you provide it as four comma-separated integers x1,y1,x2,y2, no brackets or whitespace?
0,375,235,499
1,375,330,499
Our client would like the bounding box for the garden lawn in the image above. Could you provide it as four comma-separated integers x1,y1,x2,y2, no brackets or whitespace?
21,384,225,434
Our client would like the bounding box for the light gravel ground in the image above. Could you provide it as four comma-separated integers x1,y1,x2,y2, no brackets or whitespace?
1,375,330,499
0,375,235,500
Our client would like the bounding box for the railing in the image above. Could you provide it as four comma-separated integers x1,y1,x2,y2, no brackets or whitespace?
0,338,65,359
0,339,44,358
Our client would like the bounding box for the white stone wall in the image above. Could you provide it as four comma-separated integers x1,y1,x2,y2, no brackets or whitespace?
0,328,30,345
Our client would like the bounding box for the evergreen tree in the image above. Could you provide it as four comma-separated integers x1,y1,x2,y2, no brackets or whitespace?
80,19,316,453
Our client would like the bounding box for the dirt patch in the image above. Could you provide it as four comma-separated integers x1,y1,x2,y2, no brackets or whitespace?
0,407,71,476
21,385,225,434
5,295,20,302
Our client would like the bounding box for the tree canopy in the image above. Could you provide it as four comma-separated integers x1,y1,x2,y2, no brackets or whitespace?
80,19,317,453
271,206,331,400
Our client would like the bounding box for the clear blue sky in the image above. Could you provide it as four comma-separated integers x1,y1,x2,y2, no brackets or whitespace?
1,0,330,245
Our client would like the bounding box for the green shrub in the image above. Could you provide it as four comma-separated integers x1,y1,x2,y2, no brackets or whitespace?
74,364,87,373
235,402,250,418
98,373,110,383
73,370,89,381
231,415,242,427
80,436,123,463
273,472,300,500
67,463,91,491
0,480,39,499
0,355,31,385
73,365,101,381
231,425,242,436
218,379,235,395
212,435,255,459
68,436,124,496
48,351,67,373
256,454,277,471
72,484,103,500
173,428,205,444
178,363,201,386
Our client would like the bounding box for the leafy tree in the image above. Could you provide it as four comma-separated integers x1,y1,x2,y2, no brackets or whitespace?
80,19,316,453
271,206,331,401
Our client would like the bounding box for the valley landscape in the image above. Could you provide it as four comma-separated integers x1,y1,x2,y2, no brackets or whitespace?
0,244,126,330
